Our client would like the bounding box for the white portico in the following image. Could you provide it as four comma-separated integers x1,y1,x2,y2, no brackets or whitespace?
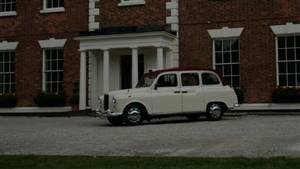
76,31,179,110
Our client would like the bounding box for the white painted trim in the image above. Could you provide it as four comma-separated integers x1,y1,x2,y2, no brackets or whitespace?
0,107,72,113
118,0,146,7
131,48,139,88
103,50,110,93
166,0,179,32
75,31,176,51
38,38,67,48
79,51,87,110
0,11,17,17
166,1,178,9
212,40,216,69
275,36,279,86
89,0,100,31
40,7,65,14
270,22,300,35
0,41,19,51
157,47,164,69
235,103,300,111
42,50,46,91
208,27,244,39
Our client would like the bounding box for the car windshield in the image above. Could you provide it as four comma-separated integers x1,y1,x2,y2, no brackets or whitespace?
136,74,157,88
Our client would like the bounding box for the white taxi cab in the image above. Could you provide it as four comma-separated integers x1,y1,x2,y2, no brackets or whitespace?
96,67,239,125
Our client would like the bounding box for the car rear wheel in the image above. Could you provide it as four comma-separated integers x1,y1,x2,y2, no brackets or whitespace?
206,103,223,121
123,105,144,125
107,116,123,126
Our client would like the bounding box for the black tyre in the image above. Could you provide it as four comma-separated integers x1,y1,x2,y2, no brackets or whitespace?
186,114,201,121
123,105,145,125
107,116,123,126
206,103,223,121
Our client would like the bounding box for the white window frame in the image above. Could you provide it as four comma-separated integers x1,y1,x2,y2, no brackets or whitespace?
38,38,66,93
212,38,241,88
208,27,243,88
42,48,64,93
0,0,16,17
271,23,300,87
0,50,16,94
118,0,146,7
40,0,65,14
275,35,300,87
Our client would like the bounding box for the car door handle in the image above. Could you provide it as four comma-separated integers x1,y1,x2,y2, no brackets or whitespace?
182,91,188,94
174,91,181,94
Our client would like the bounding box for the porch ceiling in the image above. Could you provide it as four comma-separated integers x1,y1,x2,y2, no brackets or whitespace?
75,31,176,51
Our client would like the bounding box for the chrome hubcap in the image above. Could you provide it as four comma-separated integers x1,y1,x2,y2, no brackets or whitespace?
209,104,222,119
127,107,142,123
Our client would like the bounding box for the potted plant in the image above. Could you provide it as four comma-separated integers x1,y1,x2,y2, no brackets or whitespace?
70,82,79,112
0,93,17,108
272,87,300,103
34,92,66,107
234,88,244,104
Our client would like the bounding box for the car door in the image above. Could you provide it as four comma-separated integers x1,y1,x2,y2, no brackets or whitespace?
151,72,182,114
181,72,205,113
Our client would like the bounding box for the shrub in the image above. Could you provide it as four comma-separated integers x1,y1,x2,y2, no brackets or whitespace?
234,88,244,104
70,94,79,105
272,87,300,103
0,94,17,108
34,92,66,107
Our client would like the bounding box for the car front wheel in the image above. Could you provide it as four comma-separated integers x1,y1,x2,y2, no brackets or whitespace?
123,105,144,125
206,103,223,121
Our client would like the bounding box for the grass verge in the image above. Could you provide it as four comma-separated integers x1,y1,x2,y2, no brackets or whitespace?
0,156,300,169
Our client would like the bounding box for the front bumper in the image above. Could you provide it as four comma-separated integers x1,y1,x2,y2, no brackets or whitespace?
95,109,123,119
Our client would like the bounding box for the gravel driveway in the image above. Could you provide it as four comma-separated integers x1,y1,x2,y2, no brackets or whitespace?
0,115,300,157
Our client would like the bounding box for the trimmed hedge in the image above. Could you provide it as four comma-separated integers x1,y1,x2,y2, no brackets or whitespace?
234,88,244,104
272,87,300,103
0,94,17,108
34,93,66,107
70,94,79,105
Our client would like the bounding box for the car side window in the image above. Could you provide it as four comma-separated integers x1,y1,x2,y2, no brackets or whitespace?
202,73,220,85
181,73,200,86
156,74,178,87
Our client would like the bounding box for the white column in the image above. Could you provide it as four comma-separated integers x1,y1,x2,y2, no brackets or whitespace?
157,47,164,70
103,49,110,93
79,51,87,110
132,47,139,88
90,51,98,110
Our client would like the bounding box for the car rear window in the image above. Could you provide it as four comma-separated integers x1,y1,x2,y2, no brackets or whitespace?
181,73,200,86
202,73,220,85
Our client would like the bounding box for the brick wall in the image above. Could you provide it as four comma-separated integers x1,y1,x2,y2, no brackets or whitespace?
0,0,88,106
180,0,300,103
96,0,168,28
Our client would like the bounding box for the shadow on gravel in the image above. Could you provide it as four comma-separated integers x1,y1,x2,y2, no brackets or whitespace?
97,116,240,127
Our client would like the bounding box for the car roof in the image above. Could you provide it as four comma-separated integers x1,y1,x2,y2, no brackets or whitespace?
146,66,216,76
144,66,227,85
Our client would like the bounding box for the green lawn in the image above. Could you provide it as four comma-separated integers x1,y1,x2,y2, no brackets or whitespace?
0,156,300,169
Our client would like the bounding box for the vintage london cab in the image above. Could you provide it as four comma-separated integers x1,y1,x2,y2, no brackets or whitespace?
96,67,239,125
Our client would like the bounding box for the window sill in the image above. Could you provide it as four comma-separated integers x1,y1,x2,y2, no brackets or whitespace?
0,11,17,17
118,0,146,7
40,7,65,14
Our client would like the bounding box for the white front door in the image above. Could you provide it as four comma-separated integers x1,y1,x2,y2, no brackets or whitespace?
151,73,182,114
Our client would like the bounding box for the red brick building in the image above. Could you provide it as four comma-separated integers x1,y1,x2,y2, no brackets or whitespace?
180,0,300,105
0,0,88,111
0,0,179,112
76,0,179,110
3,0,298,112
